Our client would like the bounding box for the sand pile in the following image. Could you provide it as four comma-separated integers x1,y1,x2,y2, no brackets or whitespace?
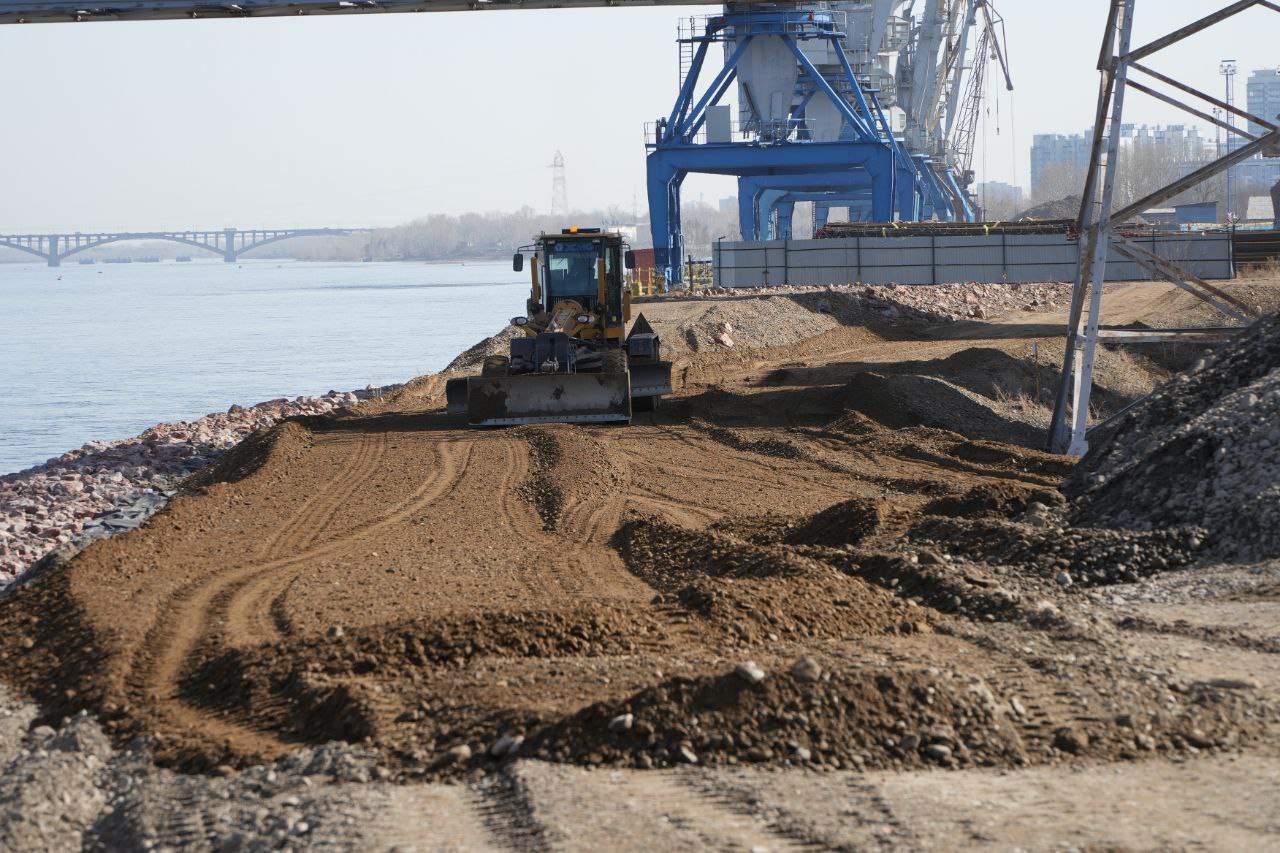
1067,312,1280,561
0,389,378,582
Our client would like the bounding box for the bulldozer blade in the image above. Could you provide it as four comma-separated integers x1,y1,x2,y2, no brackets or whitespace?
465,372,632,426
445,377,469,415
629,360,673,398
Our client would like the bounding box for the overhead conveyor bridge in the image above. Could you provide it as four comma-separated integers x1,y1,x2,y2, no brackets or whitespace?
0,0,719,24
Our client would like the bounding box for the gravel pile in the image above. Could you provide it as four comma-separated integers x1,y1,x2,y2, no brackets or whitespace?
0,389,381,582
526,664,1025,772
661,282,1072,328
1067,312,1280,561
672,296,837,353
909,515,1207,588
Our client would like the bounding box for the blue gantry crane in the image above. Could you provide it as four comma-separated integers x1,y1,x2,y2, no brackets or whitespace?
646,1,1013,286
645,5,927,284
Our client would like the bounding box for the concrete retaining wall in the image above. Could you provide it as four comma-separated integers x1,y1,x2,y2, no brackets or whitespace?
711,232,1234,287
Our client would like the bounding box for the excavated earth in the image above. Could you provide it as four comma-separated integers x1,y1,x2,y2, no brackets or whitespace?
2,280,1280,849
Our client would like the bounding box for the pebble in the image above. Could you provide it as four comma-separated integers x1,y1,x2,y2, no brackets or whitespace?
677,745,699,764
734,661,767,685
1205,678,1260,690
437,744,471,766
789,657,822,683
489,734,523,758
608,713,634,733
1055,571,1073,588
923,744,952,762
1053,728,1089,755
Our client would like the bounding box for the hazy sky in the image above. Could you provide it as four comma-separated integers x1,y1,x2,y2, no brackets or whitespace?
2,0,1276,232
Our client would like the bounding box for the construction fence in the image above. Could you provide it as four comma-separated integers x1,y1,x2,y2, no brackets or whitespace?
711,231,1235,287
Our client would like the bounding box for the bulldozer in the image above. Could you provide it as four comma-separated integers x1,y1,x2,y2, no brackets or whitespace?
446,228,673,426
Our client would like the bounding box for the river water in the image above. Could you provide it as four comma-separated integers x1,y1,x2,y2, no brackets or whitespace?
0,259,525,475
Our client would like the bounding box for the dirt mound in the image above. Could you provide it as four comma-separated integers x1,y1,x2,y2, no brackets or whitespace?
783,496,890,547
614,517,918,642
923,482,1045,519
183,419,314,492
837,372,1041,445
514,426,628,532
526,665,1026,771
1068,312,1280,561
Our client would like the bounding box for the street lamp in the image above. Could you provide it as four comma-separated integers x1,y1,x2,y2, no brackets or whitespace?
1221,59,1238,222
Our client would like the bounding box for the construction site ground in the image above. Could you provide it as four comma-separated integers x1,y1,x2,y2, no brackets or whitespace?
2,277,1279,850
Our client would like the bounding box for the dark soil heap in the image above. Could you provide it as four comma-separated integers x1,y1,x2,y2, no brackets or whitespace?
1067,313,1280,561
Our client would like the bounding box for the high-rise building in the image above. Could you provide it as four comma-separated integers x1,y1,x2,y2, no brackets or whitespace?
1029,134,1092,200
1246,67,1280,138
1239,68,1280,202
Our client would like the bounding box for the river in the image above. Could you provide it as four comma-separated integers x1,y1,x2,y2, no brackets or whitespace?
0,258,525,475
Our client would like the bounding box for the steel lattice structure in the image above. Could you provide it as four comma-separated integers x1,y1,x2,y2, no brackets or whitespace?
1047,0,1280,456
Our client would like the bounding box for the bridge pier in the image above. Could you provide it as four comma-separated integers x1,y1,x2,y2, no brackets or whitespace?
222,228,237,263
47,235,60,267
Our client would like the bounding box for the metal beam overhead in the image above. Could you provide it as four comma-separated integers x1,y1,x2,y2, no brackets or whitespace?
0,0,733,25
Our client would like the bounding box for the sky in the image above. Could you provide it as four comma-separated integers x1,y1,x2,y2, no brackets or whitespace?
1,0,1277,232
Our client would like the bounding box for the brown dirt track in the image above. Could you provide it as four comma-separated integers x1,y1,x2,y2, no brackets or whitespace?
1,284,1278,804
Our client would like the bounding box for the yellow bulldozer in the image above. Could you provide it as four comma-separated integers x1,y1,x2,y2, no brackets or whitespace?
446,228,673,426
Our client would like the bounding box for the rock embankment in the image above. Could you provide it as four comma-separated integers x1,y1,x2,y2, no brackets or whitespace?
1068,311,1280,561
0,390,376,583
661,282,1072,324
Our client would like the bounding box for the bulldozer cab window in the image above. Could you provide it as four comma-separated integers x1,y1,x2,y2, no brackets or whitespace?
544,240,601,308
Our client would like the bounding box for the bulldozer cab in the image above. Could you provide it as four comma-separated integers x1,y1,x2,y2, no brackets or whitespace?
517,229,632,331
544,237,610,311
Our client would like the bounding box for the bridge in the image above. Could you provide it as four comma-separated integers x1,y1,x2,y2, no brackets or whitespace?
0,227,372,266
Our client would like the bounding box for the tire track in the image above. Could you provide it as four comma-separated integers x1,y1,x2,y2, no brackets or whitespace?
253,431,385,561
221,437,471,648
119,436,473,762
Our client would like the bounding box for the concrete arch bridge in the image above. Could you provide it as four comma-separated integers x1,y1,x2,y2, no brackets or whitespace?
0,227,371,266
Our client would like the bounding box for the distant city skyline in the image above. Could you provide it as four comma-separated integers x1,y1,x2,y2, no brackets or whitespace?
1,0,1277,232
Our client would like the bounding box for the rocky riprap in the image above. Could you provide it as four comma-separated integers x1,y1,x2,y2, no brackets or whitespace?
1067,311,1280,562
0,389,378,582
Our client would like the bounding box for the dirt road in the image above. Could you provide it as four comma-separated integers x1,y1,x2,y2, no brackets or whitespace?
1,282,1278,849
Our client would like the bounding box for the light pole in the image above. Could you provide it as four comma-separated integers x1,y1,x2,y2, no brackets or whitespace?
715,235,727,287
1221,59,1238,222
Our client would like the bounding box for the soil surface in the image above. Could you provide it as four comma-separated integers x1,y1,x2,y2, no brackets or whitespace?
1,280,1279,849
